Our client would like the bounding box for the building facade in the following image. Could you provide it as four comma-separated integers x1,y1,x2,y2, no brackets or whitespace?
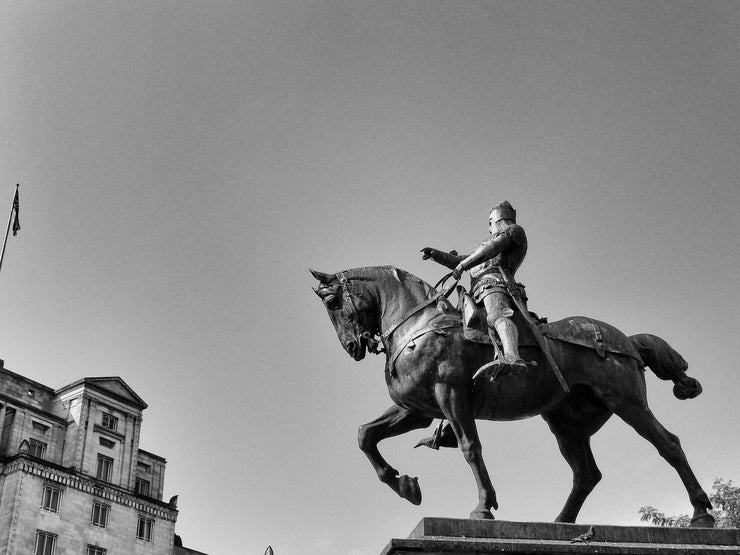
0,362,186,555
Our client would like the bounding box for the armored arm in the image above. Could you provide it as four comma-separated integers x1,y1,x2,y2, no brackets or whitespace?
455,233,513,276
420,247,464,270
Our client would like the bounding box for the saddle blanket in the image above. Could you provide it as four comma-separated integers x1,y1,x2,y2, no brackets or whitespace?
542,317,643,363
461,295,642,363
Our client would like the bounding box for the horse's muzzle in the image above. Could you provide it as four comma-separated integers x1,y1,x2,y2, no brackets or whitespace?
346,335,367,361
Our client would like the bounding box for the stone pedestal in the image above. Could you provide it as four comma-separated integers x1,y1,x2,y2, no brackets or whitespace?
381,517,740,554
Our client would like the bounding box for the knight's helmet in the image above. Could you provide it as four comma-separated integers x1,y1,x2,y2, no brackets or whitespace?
490,201,516,223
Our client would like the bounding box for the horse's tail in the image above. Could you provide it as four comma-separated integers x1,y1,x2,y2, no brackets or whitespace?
629,333,702,400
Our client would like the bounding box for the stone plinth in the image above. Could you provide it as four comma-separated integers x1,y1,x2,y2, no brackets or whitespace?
381,517,740,554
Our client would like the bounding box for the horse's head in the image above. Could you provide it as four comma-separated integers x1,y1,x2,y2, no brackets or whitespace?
310,269,381,361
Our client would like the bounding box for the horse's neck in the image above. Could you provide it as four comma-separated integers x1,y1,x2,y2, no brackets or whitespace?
374,272,436,339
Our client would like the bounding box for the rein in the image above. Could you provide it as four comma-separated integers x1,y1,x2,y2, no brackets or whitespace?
373,270,459,346
382,271,460,378
337,270,459,354
381,273,457,342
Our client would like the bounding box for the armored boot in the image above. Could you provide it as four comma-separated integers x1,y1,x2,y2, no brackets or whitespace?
473,317,530,380
413,422,459,450
493,317,528,371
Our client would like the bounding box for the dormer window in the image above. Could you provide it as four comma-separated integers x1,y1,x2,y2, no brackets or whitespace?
29,439,47,459
135,478,151,497
96,455,113,482
101,412,118,432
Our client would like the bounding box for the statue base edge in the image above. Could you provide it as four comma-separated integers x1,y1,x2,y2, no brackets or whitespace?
380,517,740,555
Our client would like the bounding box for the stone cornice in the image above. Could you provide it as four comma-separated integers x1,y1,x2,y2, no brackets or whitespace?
0,455,178,522
138,447,167,463
0,396,68,425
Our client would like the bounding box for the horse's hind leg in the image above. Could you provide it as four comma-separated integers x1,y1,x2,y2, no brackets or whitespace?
434,382,498,519
543,401,611,523
358,404,433,505
613,400,714,527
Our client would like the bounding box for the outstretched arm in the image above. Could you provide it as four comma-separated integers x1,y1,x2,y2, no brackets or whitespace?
453,233,512,278
420,247,465,270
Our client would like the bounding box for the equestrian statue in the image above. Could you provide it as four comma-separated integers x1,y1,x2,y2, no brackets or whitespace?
310,201,714,527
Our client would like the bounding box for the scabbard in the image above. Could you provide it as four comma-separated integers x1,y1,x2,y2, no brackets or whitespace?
497,266,570,393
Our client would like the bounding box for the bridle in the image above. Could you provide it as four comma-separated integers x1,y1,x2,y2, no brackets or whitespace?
336,272,384,354
336,270,459,355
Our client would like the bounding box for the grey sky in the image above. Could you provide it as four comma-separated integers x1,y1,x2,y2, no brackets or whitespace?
2,2,739,554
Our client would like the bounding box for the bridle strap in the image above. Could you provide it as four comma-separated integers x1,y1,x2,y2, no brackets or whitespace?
338,272,361,313
337,271,459,352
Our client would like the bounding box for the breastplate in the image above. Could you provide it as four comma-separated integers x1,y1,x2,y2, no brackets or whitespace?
470,226,527,280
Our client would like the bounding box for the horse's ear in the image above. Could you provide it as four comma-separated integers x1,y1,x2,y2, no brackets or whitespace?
309,269,335,284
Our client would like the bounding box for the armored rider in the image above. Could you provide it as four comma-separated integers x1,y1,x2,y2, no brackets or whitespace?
421,201,531,374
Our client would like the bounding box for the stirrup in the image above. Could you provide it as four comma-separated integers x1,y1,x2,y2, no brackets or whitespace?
473,358,536,381
413,423,458,450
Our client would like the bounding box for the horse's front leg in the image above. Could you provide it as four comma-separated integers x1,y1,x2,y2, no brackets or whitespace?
434,382,498,519
358,404,433,505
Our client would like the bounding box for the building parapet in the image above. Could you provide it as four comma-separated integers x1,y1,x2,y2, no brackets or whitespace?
0,453,178,522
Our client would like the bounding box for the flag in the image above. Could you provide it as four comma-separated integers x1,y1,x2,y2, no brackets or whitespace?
0,185,21,275
12,186,19,236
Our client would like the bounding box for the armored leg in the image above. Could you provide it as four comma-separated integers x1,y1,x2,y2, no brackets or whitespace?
470,292,529,381
492,317,525,366
483,293,525,366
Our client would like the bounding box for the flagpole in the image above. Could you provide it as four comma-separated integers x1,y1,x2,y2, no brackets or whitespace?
0,184,19,276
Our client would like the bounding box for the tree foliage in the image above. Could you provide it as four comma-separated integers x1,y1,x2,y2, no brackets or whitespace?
639,478,740,528
639,506,692,527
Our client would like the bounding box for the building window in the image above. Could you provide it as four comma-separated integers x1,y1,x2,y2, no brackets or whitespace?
96,454,113,482
41,485,63,513
101,412,118,432
136,516,154,541
29,439,47,459
135,478,151,497
34,530,57,555
99,437,115,449
136,461,151,473
87,545,107,555
91,501,110,528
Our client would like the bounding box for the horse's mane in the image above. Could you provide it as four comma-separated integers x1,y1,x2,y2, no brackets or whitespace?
341,265,438,299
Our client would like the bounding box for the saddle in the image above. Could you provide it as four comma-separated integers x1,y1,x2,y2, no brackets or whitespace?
458,287,539,347
386,287,644,379
457,287,643,363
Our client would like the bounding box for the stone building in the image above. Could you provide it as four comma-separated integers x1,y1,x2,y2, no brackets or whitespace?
0,361,201,555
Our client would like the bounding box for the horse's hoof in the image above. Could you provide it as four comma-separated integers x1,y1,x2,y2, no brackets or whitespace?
470,509,494,520
690,512,716,528
398,475,422,505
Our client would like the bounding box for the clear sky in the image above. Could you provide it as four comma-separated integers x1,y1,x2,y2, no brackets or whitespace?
1,2,739,554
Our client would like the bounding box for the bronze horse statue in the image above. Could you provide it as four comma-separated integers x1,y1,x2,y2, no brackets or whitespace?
310,266,715,527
